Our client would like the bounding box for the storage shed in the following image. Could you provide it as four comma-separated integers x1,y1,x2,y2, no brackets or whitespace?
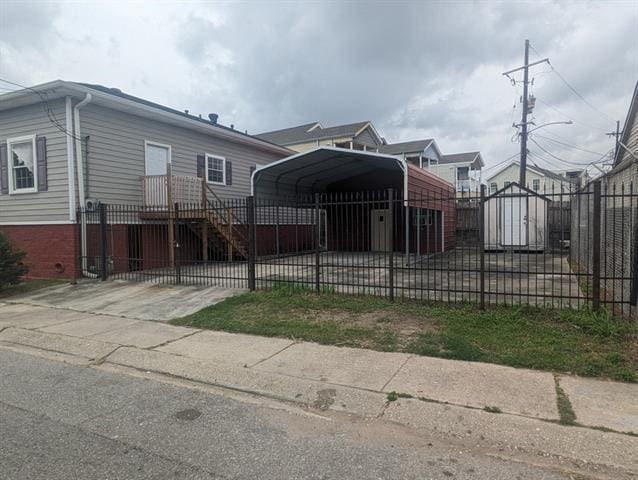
484,182,550,251
252,147,456,255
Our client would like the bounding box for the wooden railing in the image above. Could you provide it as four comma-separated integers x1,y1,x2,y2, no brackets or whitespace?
141,171,202,207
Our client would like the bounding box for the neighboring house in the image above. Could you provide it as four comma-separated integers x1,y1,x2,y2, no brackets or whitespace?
378,139,442,168
486,161,576,195
435,152,484,193
0,80,291,279
256,121,384,153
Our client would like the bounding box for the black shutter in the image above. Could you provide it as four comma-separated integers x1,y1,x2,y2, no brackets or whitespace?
0,143,8,194
225,160,232,185
36,135,48,191
196,154,205,179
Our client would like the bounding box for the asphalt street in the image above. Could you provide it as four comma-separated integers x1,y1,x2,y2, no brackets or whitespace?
0,348,601,479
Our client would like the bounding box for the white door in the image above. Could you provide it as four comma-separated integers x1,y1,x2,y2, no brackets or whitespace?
371,209,391,251
501,197,527,246
145,142,170,176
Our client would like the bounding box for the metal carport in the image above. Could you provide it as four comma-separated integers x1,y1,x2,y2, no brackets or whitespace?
251,147,456,254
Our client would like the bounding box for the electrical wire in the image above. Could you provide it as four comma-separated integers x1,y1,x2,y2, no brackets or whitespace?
529,137,608,167
529,42,615,125
529,138,612,169
534,97,610,132
531,133,605,156
0,77,81,141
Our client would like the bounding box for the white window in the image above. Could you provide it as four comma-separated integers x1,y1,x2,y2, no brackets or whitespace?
145,141,171,176
206,154,226,185
504,181,511,188
532,179,540,191
8,135,37,194
490,182,497,194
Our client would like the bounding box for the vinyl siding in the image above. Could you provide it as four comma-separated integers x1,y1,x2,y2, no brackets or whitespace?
0,99,70,224
354,127,381,149
79,103,286,204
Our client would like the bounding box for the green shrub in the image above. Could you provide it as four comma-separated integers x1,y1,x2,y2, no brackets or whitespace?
0,232,28,289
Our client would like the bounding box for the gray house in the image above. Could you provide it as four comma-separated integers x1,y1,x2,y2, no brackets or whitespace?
0,80,291,279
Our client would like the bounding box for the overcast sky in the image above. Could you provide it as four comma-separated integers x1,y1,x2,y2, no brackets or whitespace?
1,1,637,175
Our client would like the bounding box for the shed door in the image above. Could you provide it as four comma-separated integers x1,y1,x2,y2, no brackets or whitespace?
371,209,391,251
501,197,528,246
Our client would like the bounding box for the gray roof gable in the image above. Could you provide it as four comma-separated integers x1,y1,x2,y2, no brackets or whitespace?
256,120,373,145
441,152,480,165
378,139,433,155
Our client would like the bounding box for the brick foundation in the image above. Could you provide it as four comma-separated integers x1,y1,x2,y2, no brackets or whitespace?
0,224,80,280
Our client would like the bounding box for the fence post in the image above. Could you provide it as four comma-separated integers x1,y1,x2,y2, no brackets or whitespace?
247,196,256,291
174,202,181,285
99,203,108,281
592,180,601,311
315,193,321,293
388,188,395,302
479,184,486,309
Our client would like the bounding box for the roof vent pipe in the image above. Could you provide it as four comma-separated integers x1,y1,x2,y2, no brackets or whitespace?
208,113,218,124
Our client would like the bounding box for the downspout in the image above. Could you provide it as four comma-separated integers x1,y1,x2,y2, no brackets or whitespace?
65,97,76,221
73,93,96,277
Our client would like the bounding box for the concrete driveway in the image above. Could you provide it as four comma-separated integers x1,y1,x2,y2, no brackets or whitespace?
3,280,243,321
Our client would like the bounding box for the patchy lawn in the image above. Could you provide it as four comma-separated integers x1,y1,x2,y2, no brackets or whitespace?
0,279,67,299
171,284,638,382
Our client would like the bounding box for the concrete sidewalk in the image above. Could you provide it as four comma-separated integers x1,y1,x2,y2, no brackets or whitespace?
1,300,637,475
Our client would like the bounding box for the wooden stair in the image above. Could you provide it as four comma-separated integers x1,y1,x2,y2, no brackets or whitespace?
203,208,248,259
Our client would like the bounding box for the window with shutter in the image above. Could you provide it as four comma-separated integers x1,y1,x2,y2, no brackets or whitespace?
205,153,226,185
7,135,37,194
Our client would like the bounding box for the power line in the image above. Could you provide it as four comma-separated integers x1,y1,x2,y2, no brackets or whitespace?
529,42,616,124
531,133,605,156
534,97,610,132
529,137,611,167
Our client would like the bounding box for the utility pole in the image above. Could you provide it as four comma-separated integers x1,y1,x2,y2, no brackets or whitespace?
606,120,622,160
503,40,549,187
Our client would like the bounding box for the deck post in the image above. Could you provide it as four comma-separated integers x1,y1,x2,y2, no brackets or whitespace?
479,184,486,310
201,176,208,262
166,163,175,268
247,196,256,290
592,180,602,311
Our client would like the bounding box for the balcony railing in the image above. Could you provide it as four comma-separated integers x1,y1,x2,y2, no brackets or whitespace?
456,179,480,192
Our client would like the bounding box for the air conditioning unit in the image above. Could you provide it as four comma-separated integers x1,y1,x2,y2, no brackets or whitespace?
85,198,101,211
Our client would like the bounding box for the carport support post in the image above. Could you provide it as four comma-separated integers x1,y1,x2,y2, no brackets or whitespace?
388,188,395,302
479,185,486,309
247,196,256,291
99,202,108,281
592,180,602,311
315,193,321,293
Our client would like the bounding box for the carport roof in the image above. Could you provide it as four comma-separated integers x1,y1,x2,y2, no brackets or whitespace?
252,147,406,197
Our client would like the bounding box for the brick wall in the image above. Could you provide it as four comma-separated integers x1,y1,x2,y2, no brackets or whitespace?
0,224,80,280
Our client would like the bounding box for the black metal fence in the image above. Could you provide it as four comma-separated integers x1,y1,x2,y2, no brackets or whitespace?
77,181,638,318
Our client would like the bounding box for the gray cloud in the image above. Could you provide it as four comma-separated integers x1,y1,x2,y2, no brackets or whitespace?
1,0,636,173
